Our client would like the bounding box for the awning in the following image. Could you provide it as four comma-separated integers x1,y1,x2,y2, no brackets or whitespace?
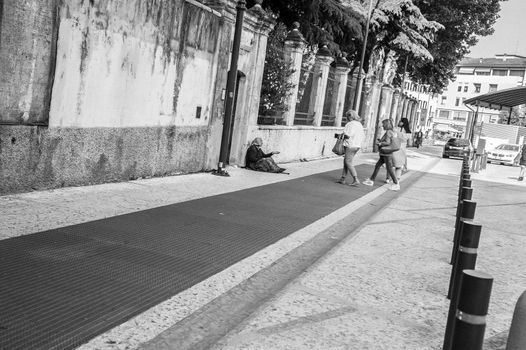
475,67,491,73
458,67,475,74
464,86,526,110
434,124,462,133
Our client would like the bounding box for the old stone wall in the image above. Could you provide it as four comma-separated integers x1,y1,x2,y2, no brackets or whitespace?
0,0,272,194
0,0,58,125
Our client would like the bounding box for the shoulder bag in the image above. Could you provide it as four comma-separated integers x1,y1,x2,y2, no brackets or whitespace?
332,133,346,156
380,133,401,154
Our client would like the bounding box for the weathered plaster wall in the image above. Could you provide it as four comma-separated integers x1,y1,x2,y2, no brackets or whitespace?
0,0,57,124
50,0,220,127
0,125,207,193
0,0,274,194
249,126,344,163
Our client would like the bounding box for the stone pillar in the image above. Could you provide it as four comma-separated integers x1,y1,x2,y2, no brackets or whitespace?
401,96,409,122
361,76,382,151
404,98,413,122
282,22,306,126
410,99,419,131
372,84,394,151
390,89,401,122
330,56,351,127
308,44,334,126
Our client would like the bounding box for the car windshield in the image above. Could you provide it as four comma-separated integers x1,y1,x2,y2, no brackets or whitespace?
447,139,470,146
495,144,519,151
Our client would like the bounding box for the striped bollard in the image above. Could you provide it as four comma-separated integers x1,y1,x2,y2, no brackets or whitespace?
451,270,493,350
450,198,476,265
448,221,481,299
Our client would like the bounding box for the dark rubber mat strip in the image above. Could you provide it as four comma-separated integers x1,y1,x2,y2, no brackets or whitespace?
0,165,383,349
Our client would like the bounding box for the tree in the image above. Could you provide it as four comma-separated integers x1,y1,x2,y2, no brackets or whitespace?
252,0,364,57
499,106,526,126
408,0,503,93
258,23,295,121
370,0,442,61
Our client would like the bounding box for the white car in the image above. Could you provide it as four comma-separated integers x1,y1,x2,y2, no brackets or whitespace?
486,144,522,166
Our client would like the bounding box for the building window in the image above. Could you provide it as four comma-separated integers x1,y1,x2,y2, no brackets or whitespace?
509,70,525,78
489,84,498,92
457,85,462,92
439,110,450,119
492,69,508,76
453,111,467,121
463,85,468,92
455,98,460,106
441,96,447,105
474,83,481,93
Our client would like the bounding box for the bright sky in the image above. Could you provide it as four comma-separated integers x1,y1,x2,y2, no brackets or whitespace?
468,0,526,58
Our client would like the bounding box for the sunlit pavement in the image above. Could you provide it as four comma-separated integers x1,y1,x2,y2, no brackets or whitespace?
1,149,524,350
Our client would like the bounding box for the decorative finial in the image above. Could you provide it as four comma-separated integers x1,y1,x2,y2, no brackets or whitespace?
317,41,332,57
285,21,305,43
249,0,266,16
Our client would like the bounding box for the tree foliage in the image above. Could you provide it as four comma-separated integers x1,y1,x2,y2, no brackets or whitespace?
258,23,295,118
407,0,503,93
499,107,526,126
370,0,442,62
251,0,364,56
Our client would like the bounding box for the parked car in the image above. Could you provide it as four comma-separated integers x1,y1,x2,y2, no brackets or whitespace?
442,138,473,159
486,143,521,166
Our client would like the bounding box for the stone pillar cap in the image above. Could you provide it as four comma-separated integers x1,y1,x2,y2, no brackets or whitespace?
316,42,333,57
285,22,306,43
334,55,350,68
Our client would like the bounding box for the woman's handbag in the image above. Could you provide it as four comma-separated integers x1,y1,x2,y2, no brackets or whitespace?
332,133,346,156
380,134,401,154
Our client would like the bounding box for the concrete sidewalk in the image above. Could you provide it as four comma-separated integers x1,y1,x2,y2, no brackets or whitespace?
1,150,524,349
203,165,526,350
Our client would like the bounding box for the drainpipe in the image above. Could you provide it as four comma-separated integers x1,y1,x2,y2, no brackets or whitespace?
214,0,246,177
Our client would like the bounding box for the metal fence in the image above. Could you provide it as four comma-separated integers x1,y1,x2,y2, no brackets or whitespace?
321,68,336,126
294,67,314,125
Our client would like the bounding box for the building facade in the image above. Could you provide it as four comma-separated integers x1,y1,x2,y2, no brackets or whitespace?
434,54,526,138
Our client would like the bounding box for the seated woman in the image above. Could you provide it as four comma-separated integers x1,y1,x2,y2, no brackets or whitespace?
245,137,286,173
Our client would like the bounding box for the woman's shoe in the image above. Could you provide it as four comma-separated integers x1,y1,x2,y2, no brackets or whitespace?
389,183,400,191
336,178,346,184
363,179,374,186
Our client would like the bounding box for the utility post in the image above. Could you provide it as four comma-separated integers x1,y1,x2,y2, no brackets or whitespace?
214,0,247,177
353,0,374,112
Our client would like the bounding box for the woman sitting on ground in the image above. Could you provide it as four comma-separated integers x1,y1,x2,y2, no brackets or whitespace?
245,137,286,173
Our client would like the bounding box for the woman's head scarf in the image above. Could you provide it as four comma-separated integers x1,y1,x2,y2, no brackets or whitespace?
251,137,263,147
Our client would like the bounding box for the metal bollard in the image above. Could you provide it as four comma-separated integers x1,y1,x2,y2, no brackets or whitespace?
450,198,476,265
457,175,472,198
461,179,472,189
447,221,481,299
453,186,473,248
451,270,493,350
506,290,526,350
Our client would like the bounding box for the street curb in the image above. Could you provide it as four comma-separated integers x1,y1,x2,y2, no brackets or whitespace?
138,160,440,350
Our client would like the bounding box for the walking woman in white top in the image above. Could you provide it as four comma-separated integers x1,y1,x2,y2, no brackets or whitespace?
337,110,365,187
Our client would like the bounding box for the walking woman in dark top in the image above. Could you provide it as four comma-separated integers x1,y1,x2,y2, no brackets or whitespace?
362,119,400,191
245,137,285,173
